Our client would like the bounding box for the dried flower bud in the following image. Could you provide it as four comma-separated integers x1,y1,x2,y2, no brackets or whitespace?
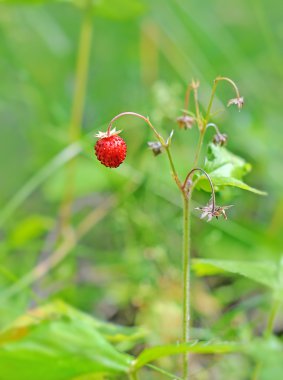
177,115,194,130
227,96,244,110
213,132,228,146
195,198,233,222
148,141,163,156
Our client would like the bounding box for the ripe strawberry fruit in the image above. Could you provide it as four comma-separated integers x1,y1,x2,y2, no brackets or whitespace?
94,128,127,168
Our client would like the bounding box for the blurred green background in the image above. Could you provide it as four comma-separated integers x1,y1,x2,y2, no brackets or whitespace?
0,0,282,378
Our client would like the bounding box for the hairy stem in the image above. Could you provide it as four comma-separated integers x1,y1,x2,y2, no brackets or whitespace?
182,195,191,379
60,0,93,228
181,168,215,379
165,147,183,190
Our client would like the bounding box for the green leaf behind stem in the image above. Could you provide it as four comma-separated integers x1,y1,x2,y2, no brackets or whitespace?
197,143,266,195
192,259,278,289
132,341,241,370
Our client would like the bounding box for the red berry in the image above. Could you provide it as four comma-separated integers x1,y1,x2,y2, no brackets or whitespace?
95,134,127,168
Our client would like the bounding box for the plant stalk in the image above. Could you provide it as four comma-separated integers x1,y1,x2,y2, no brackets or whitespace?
165,147,183,190
265,298,280,338
182,195,191,380
193,129,205,167
129,372,139,380
60,0,93,228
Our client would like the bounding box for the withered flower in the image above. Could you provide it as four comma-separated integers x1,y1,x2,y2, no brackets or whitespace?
213,132,228,146
227,96,244,110
177,115,195,130
195,198,233,222
148,141,163,156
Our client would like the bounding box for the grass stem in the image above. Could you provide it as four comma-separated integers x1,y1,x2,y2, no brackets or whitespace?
60,0,93,228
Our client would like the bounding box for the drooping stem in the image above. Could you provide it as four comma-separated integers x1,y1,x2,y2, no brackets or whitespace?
107,112,183,190
193,77,220,166
183,168,216,212
206,122,221,135
60,0,93,227
192,76,241,167
193,76,240,167
205,76,241,122
182,195,191,380
107,112,164,143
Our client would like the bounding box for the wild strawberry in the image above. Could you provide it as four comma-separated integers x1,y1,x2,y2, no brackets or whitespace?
94,128,127,168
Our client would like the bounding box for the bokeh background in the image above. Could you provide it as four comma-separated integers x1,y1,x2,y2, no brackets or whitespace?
0,0,283,378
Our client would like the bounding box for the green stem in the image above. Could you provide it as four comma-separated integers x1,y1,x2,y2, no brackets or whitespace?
205,76,241,122
192,81,202,129
129,372,139,380
265,298,281,338
205,79,218,122
107,112,183,190
165,147,183,190
107,112,164,143
183,83,193,114
192,77,222,167
182,195,191,380
192,129,205,167
60,0,93,227
147,364,183,380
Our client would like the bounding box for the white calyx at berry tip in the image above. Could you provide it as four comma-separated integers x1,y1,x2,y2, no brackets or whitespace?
95,127,122,139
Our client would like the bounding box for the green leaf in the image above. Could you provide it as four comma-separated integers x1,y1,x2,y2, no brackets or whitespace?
132,341,241,370
192,259,278,289
205,143,251,177
2,300,145,349
206,176,267,195
197,143,266,195
0,301,132,380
